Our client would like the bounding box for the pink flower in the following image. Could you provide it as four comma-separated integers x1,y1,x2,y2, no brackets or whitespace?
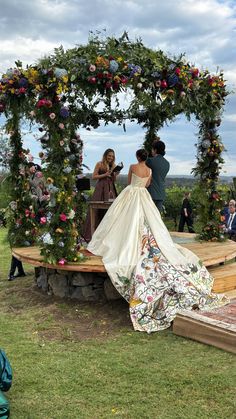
36,171,43,178
89,64,96,72
161,80,167,88
136,274,145,284
59,213,67,222
40,216,47,224
19,87,26,94
58,258,66,265
147,296,153,302
175,67,181,76
25,209,30,217
49,112,56,120
120,76,128,85
87,76,96,84
28,153,34,162
58,123,64,129
36,99,52,108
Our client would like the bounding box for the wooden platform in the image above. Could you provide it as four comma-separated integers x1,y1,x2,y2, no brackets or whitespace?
12,234,236,272
173,293,236,354
12,247,106,272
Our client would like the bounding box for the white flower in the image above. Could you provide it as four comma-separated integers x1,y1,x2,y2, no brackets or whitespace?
9,201,17,211
41,232,53,245
68,209,75,219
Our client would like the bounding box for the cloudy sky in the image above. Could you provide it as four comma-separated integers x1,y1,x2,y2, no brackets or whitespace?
0,0,235,175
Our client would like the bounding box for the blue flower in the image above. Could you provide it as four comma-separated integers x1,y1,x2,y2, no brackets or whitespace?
60,107,70,118
167,74,179,87
151,71,161,78
109,60,119,73
54,68,68,79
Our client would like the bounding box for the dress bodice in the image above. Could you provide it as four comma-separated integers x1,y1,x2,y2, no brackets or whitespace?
131,172,149,188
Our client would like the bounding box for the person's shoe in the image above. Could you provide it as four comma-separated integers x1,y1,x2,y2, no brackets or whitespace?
8,275,16,281
14,272,26,278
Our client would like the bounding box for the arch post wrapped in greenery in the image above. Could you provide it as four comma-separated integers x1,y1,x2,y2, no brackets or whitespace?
0,33,229,264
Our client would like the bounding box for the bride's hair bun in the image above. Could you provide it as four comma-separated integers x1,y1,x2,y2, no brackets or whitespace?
136,149,147,161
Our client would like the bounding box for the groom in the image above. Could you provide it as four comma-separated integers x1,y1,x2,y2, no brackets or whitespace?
146,139,170,212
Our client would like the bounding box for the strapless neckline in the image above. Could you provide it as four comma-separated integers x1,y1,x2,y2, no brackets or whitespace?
132,172,150,180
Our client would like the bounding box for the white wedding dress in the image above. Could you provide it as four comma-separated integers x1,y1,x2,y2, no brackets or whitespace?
88,173,227,333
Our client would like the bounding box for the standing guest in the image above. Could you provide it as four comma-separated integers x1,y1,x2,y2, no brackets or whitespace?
178,192,195,233
8,256,26,281
83,149,119,242
146,140,170,212
224,201,236,241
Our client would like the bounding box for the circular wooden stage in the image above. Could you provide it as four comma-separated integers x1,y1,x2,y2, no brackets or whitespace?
12,232,236,273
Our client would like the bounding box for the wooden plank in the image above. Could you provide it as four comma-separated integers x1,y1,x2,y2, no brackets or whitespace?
173,313,236,354
209,263,236,292
12,248,106,273
183,240,236,266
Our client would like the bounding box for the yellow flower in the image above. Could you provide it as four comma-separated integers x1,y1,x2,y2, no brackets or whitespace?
117,57,123,62
56,85,63,94
55,228,64,233
129,298,142,307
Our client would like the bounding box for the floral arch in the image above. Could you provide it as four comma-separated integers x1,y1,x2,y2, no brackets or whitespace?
0,33,228,264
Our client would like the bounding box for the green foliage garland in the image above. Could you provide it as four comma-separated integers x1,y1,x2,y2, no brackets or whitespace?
0,33,230,263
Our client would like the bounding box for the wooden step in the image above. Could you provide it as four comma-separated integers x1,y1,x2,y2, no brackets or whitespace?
173,306,236,354
209,262,236,293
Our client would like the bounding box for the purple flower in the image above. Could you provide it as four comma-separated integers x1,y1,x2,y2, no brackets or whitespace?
60,107,70,118
19,77,28,87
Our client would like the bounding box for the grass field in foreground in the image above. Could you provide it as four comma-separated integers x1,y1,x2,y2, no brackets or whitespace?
0,229,235,419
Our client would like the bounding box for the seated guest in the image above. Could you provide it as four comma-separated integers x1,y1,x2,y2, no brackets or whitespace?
223,201,236,241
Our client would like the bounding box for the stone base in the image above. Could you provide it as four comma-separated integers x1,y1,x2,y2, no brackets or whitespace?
34,267,121,301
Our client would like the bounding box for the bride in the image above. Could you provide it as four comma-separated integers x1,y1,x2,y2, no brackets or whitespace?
88,149,227,333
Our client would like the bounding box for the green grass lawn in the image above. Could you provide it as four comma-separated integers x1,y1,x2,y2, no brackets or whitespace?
0,229,235,419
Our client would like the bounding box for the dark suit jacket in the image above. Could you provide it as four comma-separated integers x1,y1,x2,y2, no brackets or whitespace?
146,155,170,200
225,212,236,237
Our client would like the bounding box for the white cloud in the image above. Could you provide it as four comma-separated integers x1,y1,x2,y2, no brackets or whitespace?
0,0,235,176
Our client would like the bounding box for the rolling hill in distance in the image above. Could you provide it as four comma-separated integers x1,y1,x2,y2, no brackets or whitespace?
84,173,235,188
